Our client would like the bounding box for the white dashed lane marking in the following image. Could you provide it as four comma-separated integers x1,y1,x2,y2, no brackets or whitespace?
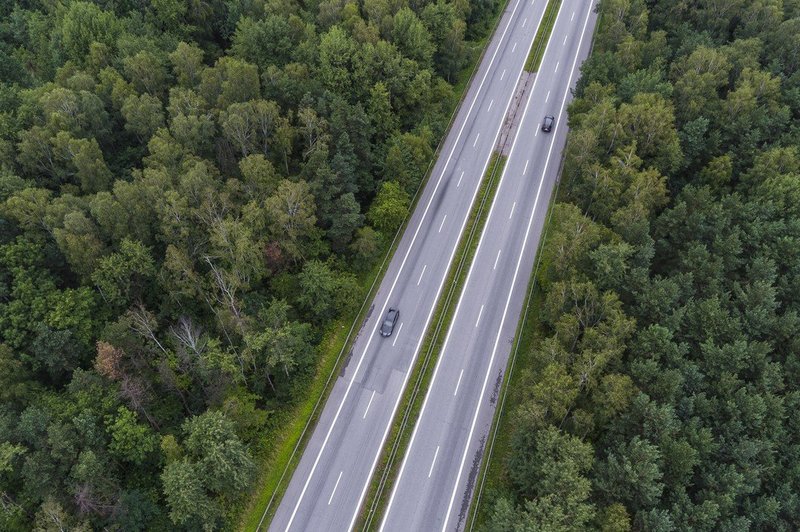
328,472,343,505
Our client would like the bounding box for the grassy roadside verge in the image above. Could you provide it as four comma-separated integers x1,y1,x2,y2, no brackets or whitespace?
237,2,512,528
358,152,507,531
238,249,390,532
525,0,562,72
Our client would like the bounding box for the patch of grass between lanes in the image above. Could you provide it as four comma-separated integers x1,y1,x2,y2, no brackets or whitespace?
358,152,507,531
525,0,562,72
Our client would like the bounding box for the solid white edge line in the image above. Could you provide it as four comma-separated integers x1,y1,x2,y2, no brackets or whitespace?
392,322,404,347
440,4,595,531
327,471,343,506
475,304,484,328
454,369,464,396
363,390,376,419
428,446,440,478
283,0,527,524
377,1,550,529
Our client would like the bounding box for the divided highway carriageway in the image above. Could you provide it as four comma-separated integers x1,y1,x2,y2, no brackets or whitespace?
268,0,547,529
267,0,598,530
380,1,599,531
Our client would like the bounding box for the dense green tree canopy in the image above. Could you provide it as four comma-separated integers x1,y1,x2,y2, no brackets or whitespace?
0,0,494,528
482,1,800,530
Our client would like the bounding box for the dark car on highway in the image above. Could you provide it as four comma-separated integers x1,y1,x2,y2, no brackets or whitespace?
542,115,555,132
381,308,400,337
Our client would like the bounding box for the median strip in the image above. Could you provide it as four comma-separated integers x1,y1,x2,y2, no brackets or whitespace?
525,0,562,72
358,152,507,531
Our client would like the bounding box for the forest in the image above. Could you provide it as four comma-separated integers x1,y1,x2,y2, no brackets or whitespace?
482,0,800,530
0,0,500,529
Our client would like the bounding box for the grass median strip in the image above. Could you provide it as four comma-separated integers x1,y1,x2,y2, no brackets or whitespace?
358,152,507,531
525,0,562,72
238,3,511,529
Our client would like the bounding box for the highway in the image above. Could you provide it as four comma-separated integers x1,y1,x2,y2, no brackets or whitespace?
380,1,599,531
267,0,548,530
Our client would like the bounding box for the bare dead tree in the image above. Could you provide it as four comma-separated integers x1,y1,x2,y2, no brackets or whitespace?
74,484,118,519
127,305,169,357
204,256,246,333
169,316,207,357
94,341,159,429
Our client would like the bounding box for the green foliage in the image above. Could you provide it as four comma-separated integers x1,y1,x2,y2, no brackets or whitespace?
231,16,294,70
59,2,122,65
92,239,155,308
162,459,216,528
106,407,156,465
265,178,320,261
182,410,255,495
296,260,359,323
0,0,494,526
162,410,255,528
243,300,315,395
392,8,435,69
200,57,260,109
121,93,165,141
383,129,434,193
484,1,800,529
367,180,410,235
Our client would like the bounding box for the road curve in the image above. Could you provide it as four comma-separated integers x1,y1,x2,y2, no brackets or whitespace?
379,1,599,531
267,0,549,530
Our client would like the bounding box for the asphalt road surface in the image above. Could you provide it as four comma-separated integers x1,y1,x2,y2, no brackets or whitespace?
380,1,599,531
268,0,549,530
